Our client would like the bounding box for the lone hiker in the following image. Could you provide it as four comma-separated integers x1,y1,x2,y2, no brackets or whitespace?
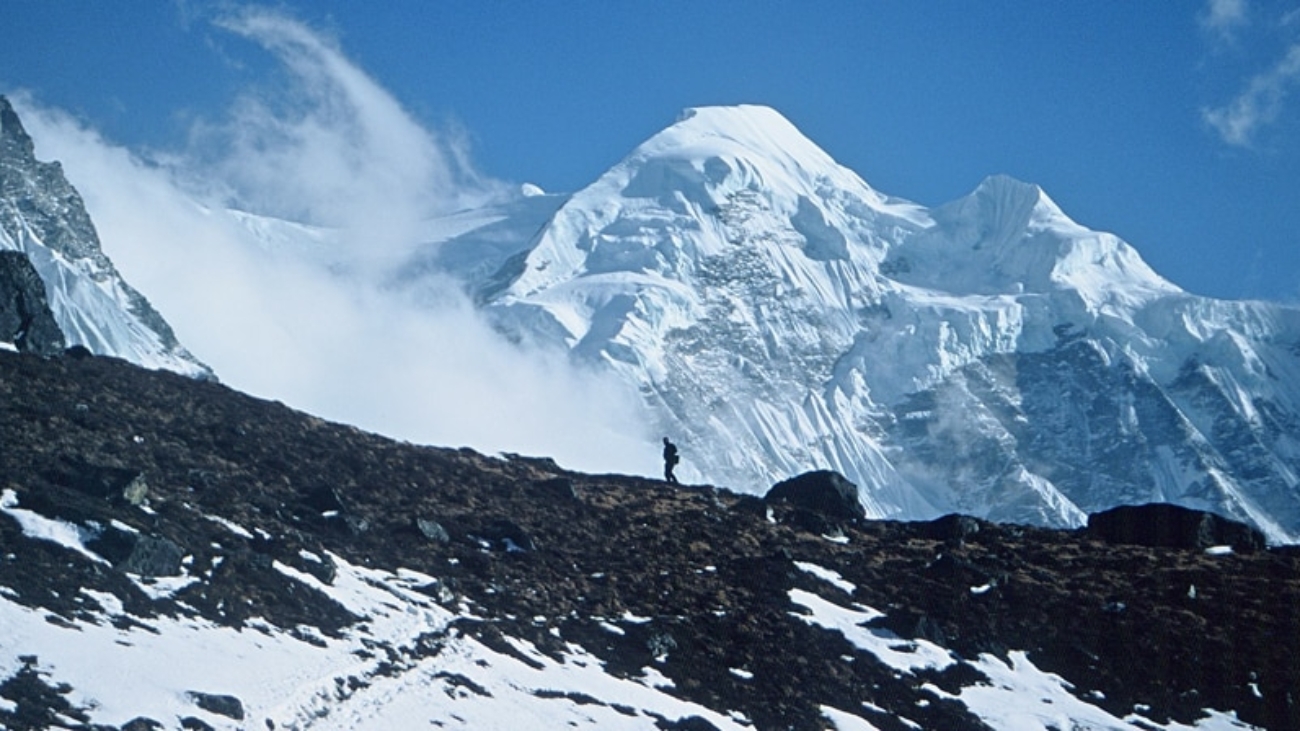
662,437,680,484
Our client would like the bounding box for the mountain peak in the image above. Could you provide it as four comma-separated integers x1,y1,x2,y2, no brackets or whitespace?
0,95,36,161
0,96,212,377
634,104,849,191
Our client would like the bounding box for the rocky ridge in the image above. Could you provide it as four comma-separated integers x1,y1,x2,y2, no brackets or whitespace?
0,95,209,377
1,348,1297,730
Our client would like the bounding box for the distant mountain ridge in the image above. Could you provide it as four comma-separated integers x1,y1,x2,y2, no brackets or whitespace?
0,95,209,377
5,96,1299,543
419,105,1300,543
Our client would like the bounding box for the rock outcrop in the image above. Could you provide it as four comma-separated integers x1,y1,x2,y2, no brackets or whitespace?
0,95,210,377
1087,502,1267,553
0,250,63,353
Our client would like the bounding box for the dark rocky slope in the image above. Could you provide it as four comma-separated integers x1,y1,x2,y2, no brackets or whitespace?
0,348,1297,730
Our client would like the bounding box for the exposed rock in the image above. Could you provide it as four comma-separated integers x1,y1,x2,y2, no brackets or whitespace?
1086,503,1267,553
473,518,535,552
415,517,451,543
0,251,64,355
763,470,863,521
0,95,211,377
535,476,578,500
919,513,985,543
121,474,150,506
43,458,142,502
85,525,185,577
185,691,245,720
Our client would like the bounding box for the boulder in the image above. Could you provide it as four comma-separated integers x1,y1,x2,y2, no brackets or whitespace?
1086,503,1266,553
415,517,451,543
763,470,863,521
85,526,185,577
44,458,141,501
474,519,535,552
0,251,65,355
185,691,245,721
920,514,985,543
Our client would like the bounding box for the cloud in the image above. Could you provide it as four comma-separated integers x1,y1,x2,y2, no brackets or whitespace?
1203,43,1300,146
1200,0,1250,44
8,8,658,478
187,6,507,272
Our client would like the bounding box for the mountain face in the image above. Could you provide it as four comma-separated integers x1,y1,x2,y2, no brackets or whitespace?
0,96,209,377
418,105,1300,544
1,347,1297,730
7,94,1297,543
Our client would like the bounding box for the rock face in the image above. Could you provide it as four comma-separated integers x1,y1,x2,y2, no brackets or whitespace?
1087,503,1267,553
0,250,63,353
764,470,864,521
2,349,1297,730
0,95,210,377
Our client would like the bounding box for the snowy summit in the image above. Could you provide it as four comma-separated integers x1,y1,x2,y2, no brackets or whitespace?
413,105,1300,543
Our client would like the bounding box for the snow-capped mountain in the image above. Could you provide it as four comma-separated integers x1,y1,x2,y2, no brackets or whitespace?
0,96,209,377
420,105,1300,543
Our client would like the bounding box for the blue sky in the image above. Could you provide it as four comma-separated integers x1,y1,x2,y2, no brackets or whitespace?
3,0,1300,302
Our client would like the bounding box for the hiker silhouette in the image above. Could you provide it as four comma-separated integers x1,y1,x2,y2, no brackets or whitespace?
662,437,680,484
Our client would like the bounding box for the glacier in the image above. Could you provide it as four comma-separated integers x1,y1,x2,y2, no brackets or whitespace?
415,105,1300,543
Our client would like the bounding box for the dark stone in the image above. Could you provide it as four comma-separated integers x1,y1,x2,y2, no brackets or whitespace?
180,717,215,731
186,691,245,720
303,484,346,514
920,514,985,543
415,518,451,543
296,551,337,585
119,535,185,578
475,519,535,552
121,718,165,731
871,608,948,646
535,477,578,500
656,716,721,731
43,458,141,501
1086,503,1266,553
0,251,65,355
86,526,184,577
763,470,863,521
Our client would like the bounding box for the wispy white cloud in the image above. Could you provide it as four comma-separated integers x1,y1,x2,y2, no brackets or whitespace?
1203,43,1300,146
183,7,507,272
9,7,657,478
1200,0,1250,44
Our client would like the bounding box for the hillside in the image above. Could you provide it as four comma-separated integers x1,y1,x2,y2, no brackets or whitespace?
1,348,1297,730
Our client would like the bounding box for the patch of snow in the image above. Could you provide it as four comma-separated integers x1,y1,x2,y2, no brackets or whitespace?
821,704,883,730
204,514,255,539
788,589,954,673
0,489,108,565
794,562,856,593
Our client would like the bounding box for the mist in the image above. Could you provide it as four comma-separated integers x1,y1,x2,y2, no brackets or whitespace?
10,7,657,478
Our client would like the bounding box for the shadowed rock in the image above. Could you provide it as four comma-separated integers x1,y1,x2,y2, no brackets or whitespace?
1086,503,1266,553
763,470,863,521
0,251,64,355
